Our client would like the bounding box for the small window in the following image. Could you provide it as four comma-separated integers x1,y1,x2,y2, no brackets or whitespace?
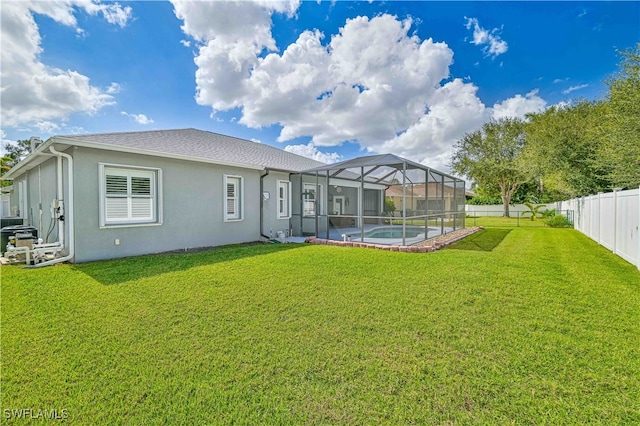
100,165,160,226
277,180,291,219
224,175,243,221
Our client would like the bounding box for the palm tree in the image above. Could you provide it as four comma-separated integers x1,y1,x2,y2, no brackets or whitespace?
521,202,547,221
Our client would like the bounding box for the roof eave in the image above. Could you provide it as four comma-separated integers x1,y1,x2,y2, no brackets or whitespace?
2,138,56,179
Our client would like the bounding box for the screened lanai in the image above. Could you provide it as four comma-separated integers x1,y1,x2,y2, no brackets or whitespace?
290,154,466,246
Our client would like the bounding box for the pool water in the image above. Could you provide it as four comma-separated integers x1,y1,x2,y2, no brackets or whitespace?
363,227,425,239
344,226,431,240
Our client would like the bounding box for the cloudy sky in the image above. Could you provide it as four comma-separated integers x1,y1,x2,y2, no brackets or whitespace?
1,1,638,172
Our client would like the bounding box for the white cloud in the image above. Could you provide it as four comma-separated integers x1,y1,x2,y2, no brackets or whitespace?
106,82,122,94
174,2,546,173
34,121,61,134
172,0,300,112
180,39,191,47
492,89,547,120
1,130,16,157
83,1,132,27
379,79,490,171
175,6,453,143
0,1,132,129
284,143,342,164
121,111,154,125
562,84,589,95
250,138,262,144
553,77,569,84
464,17,508,58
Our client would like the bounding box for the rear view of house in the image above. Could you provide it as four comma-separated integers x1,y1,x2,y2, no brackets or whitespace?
1,128,464,265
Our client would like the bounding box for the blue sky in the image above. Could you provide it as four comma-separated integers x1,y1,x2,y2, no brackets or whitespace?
1,1,638,172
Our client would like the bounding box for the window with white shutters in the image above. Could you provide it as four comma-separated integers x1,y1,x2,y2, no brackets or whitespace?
277,180,291,219
101,166,159,226
224,175,243,221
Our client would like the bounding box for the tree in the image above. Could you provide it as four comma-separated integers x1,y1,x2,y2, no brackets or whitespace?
523,45,639,194
2,139,32,167
523,101,612,197
1,139,36,187
600,44,640,188
1,156,13,187
451,117,529,217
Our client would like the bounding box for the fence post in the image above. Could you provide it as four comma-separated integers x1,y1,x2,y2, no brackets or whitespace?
588,195,592,238
613,188,618,255
597,192,602,246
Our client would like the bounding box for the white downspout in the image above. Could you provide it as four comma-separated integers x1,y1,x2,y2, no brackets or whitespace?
27,146,74,268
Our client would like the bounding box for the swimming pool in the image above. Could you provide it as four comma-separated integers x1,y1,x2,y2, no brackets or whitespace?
344,226,435,245
362,226,425,239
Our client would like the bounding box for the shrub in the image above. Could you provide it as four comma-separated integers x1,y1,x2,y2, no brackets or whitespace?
545,214,569,228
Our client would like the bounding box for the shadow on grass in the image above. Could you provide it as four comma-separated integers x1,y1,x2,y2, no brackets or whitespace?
447,228,512,252
72,242,305,285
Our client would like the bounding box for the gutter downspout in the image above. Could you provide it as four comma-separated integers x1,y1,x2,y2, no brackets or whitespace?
259,169,270,240
27,145,74,268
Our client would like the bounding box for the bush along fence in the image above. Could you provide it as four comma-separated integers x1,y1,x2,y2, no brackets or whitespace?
559,187,640,270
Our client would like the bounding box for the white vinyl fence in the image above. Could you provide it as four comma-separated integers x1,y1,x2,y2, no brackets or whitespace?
558,188,640,269
466,203,556,217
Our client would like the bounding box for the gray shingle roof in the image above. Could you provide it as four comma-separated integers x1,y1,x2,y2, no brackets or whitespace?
58,128,324,172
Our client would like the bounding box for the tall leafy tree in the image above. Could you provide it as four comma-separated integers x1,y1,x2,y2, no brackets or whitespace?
1,139,37,187
2,139,32,167
451,117,529,217
600,44,640,188
523,100,611,197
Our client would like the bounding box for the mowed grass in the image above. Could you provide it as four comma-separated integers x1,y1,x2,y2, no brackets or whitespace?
2,228,639,424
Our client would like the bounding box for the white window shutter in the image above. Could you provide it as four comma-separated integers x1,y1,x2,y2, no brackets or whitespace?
106,175,128,194
131,198,153,219
102,166,158,225
224,176,242,220
226,181,237,216
106,197,129,220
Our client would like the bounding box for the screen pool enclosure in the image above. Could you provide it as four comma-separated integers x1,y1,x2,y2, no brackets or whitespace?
290,154,466,246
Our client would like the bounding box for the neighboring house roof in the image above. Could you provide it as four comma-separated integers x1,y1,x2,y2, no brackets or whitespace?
58,128,324,172
385,183,460,197
4,128,325,179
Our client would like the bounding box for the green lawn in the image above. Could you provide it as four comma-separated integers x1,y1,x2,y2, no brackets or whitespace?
2,228,639,424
